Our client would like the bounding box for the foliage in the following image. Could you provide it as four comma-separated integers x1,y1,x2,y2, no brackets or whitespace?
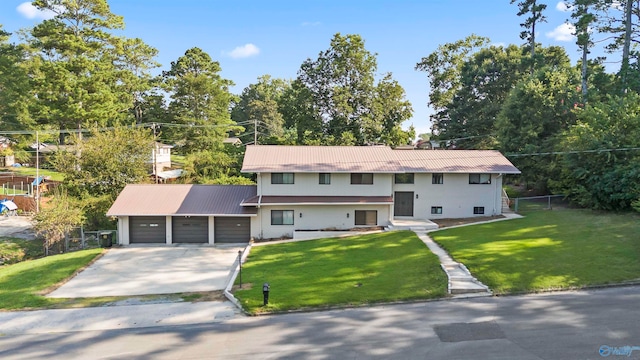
296,33,413,145
431,209,640,294
0,237,44,265
553,94,640,210
231,75,289,145
234,231,447,314
0,248,102,310
0,25,33,134
56,125,153,199
163,47,242,153
497,64,580,191
511,0,547,70
33,188,84,256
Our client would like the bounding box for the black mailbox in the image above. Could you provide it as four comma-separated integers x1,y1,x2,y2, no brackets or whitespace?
262,282,270,306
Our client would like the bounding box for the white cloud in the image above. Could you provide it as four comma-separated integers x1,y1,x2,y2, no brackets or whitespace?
224,43,260,59
556,1,571,12
16,2,56,20
546,22,575,41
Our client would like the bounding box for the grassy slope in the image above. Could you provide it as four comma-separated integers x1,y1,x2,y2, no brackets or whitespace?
0,248,103,310
0,237,44,264
431,209,640,294
234,230,448,314
7,166,65,182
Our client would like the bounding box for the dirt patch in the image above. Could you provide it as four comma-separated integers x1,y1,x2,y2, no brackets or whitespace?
431,215,505,228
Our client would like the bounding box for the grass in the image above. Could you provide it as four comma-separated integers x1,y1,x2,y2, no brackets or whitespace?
233,231,448,314
7,166,65,182
0,237,44,265
0,248,103,310
430,209,640,294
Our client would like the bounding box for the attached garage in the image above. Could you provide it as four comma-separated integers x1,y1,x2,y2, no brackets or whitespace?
172,216,208,243
108,185,258,245
129,216,166,244
215,217,250,243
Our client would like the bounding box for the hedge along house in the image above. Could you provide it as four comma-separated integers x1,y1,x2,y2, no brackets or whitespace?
240,145,520,240
106,185,257,245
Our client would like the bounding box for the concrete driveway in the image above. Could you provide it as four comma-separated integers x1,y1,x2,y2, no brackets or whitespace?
47,246,244,298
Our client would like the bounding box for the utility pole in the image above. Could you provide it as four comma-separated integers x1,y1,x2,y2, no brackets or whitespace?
152,123,159,184
35,130,39,213
254,117,258,145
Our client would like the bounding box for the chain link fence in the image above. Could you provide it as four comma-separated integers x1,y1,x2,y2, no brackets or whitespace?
513,195,570,213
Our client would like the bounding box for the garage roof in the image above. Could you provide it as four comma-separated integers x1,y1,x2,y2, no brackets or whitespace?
106,184,258,216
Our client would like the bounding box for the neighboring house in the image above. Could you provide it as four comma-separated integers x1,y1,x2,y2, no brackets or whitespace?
150,142,173,174
107,145,519,245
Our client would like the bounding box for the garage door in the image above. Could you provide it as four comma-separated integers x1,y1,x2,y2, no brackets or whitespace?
214,217,250,243
172,216,208,243
130,216,166,244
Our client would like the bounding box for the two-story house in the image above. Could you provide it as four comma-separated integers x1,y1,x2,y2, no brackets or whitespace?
107,145,519,245
240,145,520,239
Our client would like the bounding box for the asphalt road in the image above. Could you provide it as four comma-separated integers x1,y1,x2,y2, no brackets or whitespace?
1,286,640,359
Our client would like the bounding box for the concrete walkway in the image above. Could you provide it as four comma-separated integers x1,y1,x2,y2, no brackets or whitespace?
414,232,491,297
0,301,240,335
415,213,524,297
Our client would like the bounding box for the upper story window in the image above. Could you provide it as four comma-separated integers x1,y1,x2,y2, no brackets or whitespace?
432,173,444,184
469,173,491,184
351,173,373,185
319,173,331,185
394,173,414,184
271,173,294,184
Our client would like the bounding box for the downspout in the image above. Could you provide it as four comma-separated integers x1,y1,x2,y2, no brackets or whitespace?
258,173,263,239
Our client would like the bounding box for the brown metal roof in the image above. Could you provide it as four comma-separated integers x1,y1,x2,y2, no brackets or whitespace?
106,184,258,216
241,195,394,206
393,149,521,174
242,145,402,173
242,145,520,174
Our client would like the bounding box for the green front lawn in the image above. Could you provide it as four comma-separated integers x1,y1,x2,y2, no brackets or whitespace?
233,231,448,314
0,248,103,310
431,209,640,294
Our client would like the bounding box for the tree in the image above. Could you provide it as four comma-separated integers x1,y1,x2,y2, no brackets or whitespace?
497,64,581,191
33,188,84,256
27,0,129,143
0,25,33,136
231,75,289,145
570,0,599,102
553,94,640,210
415,35,490,139
55,125,153,199
297,33,413,145
511,0,547,71
594,0,640,92
163,47,241,153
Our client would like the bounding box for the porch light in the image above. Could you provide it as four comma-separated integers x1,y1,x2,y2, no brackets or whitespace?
299,212,303,218
416,194,419,199
346,213,350,218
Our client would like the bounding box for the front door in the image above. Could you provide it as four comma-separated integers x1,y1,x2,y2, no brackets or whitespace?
394,191,414,217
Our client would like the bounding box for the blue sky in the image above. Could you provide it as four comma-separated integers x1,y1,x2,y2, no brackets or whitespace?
1,1,599,136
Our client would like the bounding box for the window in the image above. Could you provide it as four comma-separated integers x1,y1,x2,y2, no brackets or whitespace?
432,173,444,184
394,173,414,184
431,206,443,215
271,173,294,184
271,210,294,225
351,173,373,185
319,173,331,185
473,207,485,215
355,210,377,225
469,174,491,184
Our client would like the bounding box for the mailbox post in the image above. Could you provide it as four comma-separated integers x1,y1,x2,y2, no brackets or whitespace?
262,282,270,306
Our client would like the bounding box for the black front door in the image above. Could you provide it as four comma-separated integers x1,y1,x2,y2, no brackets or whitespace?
394,191,414,217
